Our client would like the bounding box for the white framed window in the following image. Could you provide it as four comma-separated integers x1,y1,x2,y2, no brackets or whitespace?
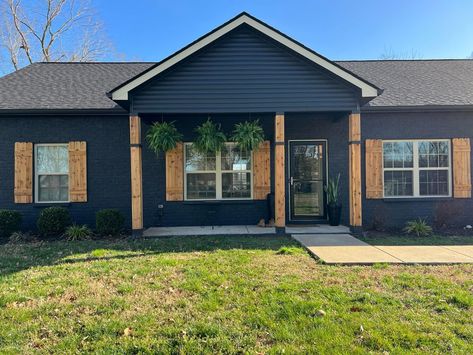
35,144,69,203
184,143,252,200
383,140,451,198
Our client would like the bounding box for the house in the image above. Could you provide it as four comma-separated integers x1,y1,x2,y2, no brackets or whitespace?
0,12,472,236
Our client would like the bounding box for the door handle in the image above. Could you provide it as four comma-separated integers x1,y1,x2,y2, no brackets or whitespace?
290,176,294,185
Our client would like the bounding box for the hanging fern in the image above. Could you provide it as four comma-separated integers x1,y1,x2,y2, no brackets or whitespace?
232,120,265,151
193,119,227,154
146,121,183,156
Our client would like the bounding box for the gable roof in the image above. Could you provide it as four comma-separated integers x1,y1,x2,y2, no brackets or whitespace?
109,12,380,101
0,60,472,112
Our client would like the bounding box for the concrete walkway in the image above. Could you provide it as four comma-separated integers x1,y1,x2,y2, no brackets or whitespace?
292,234,473,264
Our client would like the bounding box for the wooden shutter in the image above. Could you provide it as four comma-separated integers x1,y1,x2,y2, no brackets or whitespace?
453,138,471,198
253,140,271,200
68,141,87,202
14,142,33,203
166,143,184,201
365,139,383,199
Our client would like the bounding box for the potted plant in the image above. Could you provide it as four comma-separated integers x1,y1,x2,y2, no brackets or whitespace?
325,173,342,226
194,119,227,153
231,120,265,151
146,121,183,155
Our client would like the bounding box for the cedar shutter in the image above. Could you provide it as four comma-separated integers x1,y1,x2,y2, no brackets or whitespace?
453,138,471,198
253,140,271,200
68,141,87,202
14,142,33,203
365,139,383,199
166,143,184,201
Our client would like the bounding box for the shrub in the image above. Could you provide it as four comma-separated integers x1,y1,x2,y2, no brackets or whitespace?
9,231,36,244
37,207,72,237
64,224,93,241
0,210,22,239
96,209,124,236
403,218,433,237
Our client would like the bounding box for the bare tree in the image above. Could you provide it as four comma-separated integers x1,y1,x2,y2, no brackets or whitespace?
379,46,423,60
469,51,473,59
0,0,112,72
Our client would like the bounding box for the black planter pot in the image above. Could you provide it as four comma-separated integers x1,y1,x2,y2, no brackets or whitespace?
328,204,342,226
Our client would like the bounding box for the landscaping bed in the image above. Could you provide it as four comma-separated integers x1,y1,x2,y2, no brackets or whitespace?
0,235,472,353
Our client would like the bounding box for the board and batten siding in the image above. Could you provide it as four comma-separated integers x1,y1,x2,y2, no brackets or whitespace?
131,25,359,113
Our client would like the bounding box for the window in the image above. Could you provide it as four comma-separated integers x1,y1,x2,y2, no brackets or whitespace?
184,143,252,200
383,140,451,198
35,144,69,202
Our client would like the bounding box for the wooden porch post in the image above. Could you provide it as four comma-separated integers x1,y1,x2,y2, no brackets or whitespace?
130,114,143,236
275,112,286,233
349,112,362,233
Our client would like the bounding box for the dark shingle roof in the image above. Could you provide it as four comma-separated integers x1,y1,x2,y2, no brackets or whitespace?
337,59,473,107
0,62,154,110
0,60,472,110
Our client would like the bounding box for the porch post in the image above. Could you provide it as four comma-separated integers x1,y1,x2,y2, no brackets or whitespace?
274,112,286,233
348,112,362,233
130,113,143,236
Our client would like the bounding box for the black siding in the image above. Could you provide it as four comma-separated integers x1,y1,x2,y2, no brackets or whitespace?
362,110,473,229
131,25,360,113
0,115,132,230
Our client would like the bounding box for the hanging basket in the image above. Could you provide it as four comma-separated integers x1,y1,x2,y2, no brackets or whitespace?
193,119,227,154
146,121,183,156
231,119,265,151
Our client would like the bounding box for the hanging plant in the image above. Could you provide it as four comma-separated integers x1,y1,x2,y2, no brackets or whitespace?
231,119,265,151
146,121,183,156
193,119,227,154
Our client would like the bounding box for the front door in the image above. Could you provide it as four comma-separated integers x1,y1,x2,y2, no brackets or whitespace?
289,141,327,221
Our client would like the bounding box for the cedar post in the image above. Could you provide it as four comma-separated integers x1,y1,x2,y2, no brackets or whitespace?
349,112,362,233
130,114,143,236
274,112,286,233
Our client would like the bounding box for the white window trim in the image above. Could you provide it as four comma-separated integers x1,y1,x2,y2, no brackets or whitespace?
34,143,70,203
183,142,253,201
382,139,452,198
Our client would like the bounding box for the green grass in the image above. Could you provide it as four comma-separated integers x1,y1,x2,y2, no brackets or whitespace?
360,233,473,245
0,235,472,354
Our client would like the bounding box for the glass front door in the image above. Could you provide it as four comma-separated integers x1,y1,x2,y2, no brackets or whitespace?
289,141,326,221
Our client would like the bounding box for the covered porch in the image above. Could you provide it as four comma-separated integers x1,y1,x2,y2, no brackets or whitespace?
107,13,379,236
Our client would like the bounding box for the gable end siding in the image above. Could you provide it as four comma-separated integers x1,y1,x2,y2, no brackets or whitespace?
131,25,360,113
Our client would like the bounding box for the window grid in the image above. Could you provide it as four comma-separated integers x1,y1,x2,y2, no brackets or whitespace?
382,140,451,198
184,143,253,200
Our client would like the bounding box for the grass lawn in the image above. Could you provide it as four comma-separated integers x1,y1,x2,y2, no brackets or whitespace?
360,233,473,246
1,236,472,354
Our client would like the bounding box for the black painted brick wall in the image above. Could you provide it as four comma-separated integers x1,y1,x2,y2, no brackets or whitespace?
141,113,275,227
0,115,132,230
362,110,473,229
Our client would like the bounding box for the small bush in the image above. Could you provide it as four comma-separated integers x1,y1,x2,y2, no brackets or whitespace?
64,224,93,241
9,231,36,244
403,218,433,237
96,209,124,236
0,210,22,239
37,207,72,237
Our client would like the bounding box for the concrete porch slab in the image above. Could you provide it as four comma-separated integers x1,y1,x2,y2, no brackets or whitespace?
376,246,473,264
143,225,276,237
286,225,350,234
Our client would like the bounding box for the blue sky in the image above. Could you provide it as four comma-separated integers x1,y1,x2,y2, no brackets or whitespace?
95,0,473,62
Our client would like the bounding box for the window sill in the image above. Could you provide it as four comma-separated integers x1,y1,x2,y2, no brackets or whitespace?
382,197,453,202
182,200,256,205
33,202,71,208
